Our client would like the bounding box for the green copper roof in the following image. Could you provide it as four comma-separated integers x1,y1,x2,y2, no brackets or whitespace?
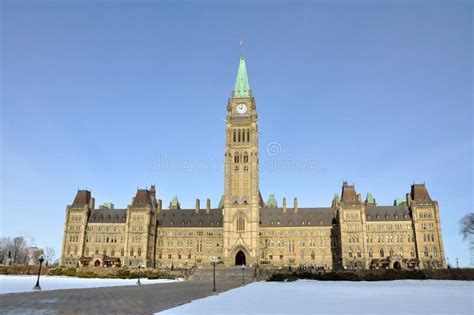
218,195,224,209
366,193,375,204
394,198,406,206
234,57,250,98
266,194,278,208
101,203,114,209
170,195,180,208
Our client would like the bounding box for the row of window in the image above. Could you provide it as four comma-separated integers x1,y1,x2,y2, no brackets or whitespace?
366,234,414,243
160,231,222,237
423,234,436,242
68,225,81,232
90,215,125,222
367,223,412,231
419,211,433,219
261,229,331,237
131,215,145,222
232,129,251,143
84,235,124,244
87,225,125,232
70,215,82,222
168,220,221,227
160,239,221,249
421,223,435,230
366,213,409,220
264,238,330,248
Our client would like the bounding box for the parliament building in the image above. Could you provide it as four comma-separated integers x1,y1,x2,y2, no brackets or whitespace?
61,56,446,271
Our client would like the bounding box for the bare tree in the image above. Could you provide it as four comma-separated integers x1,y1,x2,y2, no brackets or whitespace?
12,236,28,264
0,237,12,264
459,213,474,241
44,247,56,266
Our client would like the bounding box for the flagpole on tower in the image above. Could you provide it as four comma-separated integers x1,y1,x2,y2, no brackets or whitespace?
240,39,244,57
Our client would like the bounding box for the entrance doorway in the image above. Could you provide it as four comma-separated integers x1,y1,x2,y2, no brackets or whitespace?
235,250,246,266
393,261,401,270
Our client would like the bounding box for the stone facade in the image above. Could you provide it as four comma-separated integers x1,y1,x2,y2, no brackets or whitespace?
61,56,446,270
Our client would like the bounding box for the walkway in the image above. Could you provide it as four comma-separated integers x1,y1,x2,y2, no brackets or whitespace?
0,276,244,314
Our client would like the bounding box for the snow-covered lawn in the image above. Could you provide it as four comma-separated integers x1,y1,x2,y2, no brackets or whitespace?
157,280,474,315
0,275,181,294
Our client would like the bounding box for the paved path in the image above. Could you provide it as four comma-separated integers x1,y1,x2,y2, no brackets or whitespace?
0,279,243,315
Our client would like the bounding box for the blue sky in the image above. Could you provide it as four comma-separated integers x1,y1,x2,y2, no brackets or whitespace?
1,1,472,266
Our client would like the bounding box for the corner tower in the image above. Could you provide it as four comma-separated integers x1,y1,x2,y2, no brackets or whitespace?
223,56,260,266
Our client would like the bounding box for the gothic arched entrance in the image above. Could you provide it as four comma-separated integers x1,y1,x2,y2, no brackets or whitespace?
393,261,401,270
235,250,246,266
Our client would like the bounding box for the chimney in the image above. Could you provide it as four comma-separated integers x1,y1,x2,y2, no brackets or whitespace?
158,199,162,212
195,199,200,214
283,197,287,213
294,197,298,213
206,198,211,214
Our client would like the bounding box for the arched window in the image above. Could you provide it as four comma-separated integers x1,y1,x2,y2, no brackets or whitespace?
121,248,124,256
95,249,99,255
247,130,250,142
233,130,236,142
410,249,415,257
357,249,361,258
111,249,115,256
368,248,373,257
236,215,245,231
423,247,429,257
234,153,240,164
433,247,438,257
138,248,141,257
243,153,249,163
380,248,384,257
348,249,353,257
238,129,241,142
130,248,134,256
389,248,394,256
311,251,315,260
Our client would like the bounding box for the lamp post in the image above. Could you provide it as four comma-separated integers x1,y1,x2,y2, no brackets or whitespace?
210,257,218,292
240,264,246,284
33,254,44,291
137,264,142,285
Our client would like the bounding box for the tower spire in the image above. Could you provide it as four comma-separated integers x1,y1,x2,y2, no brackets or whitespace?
233,51,250,98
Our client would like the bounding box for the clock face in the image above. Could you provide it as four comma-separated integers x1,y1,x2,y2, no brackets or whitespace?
236,103,248,114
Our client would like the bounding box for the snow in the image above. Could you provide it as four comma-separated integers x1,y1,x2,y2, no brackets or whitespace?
0,275,181,294
157,280,474,315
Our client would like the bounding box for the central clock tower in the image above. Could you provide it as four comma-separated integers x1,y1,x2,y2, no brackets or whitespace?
223,56,260,266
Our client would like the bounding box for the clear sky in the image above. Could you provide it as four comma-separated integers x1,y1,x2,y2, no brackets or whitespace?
1,0,472,266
